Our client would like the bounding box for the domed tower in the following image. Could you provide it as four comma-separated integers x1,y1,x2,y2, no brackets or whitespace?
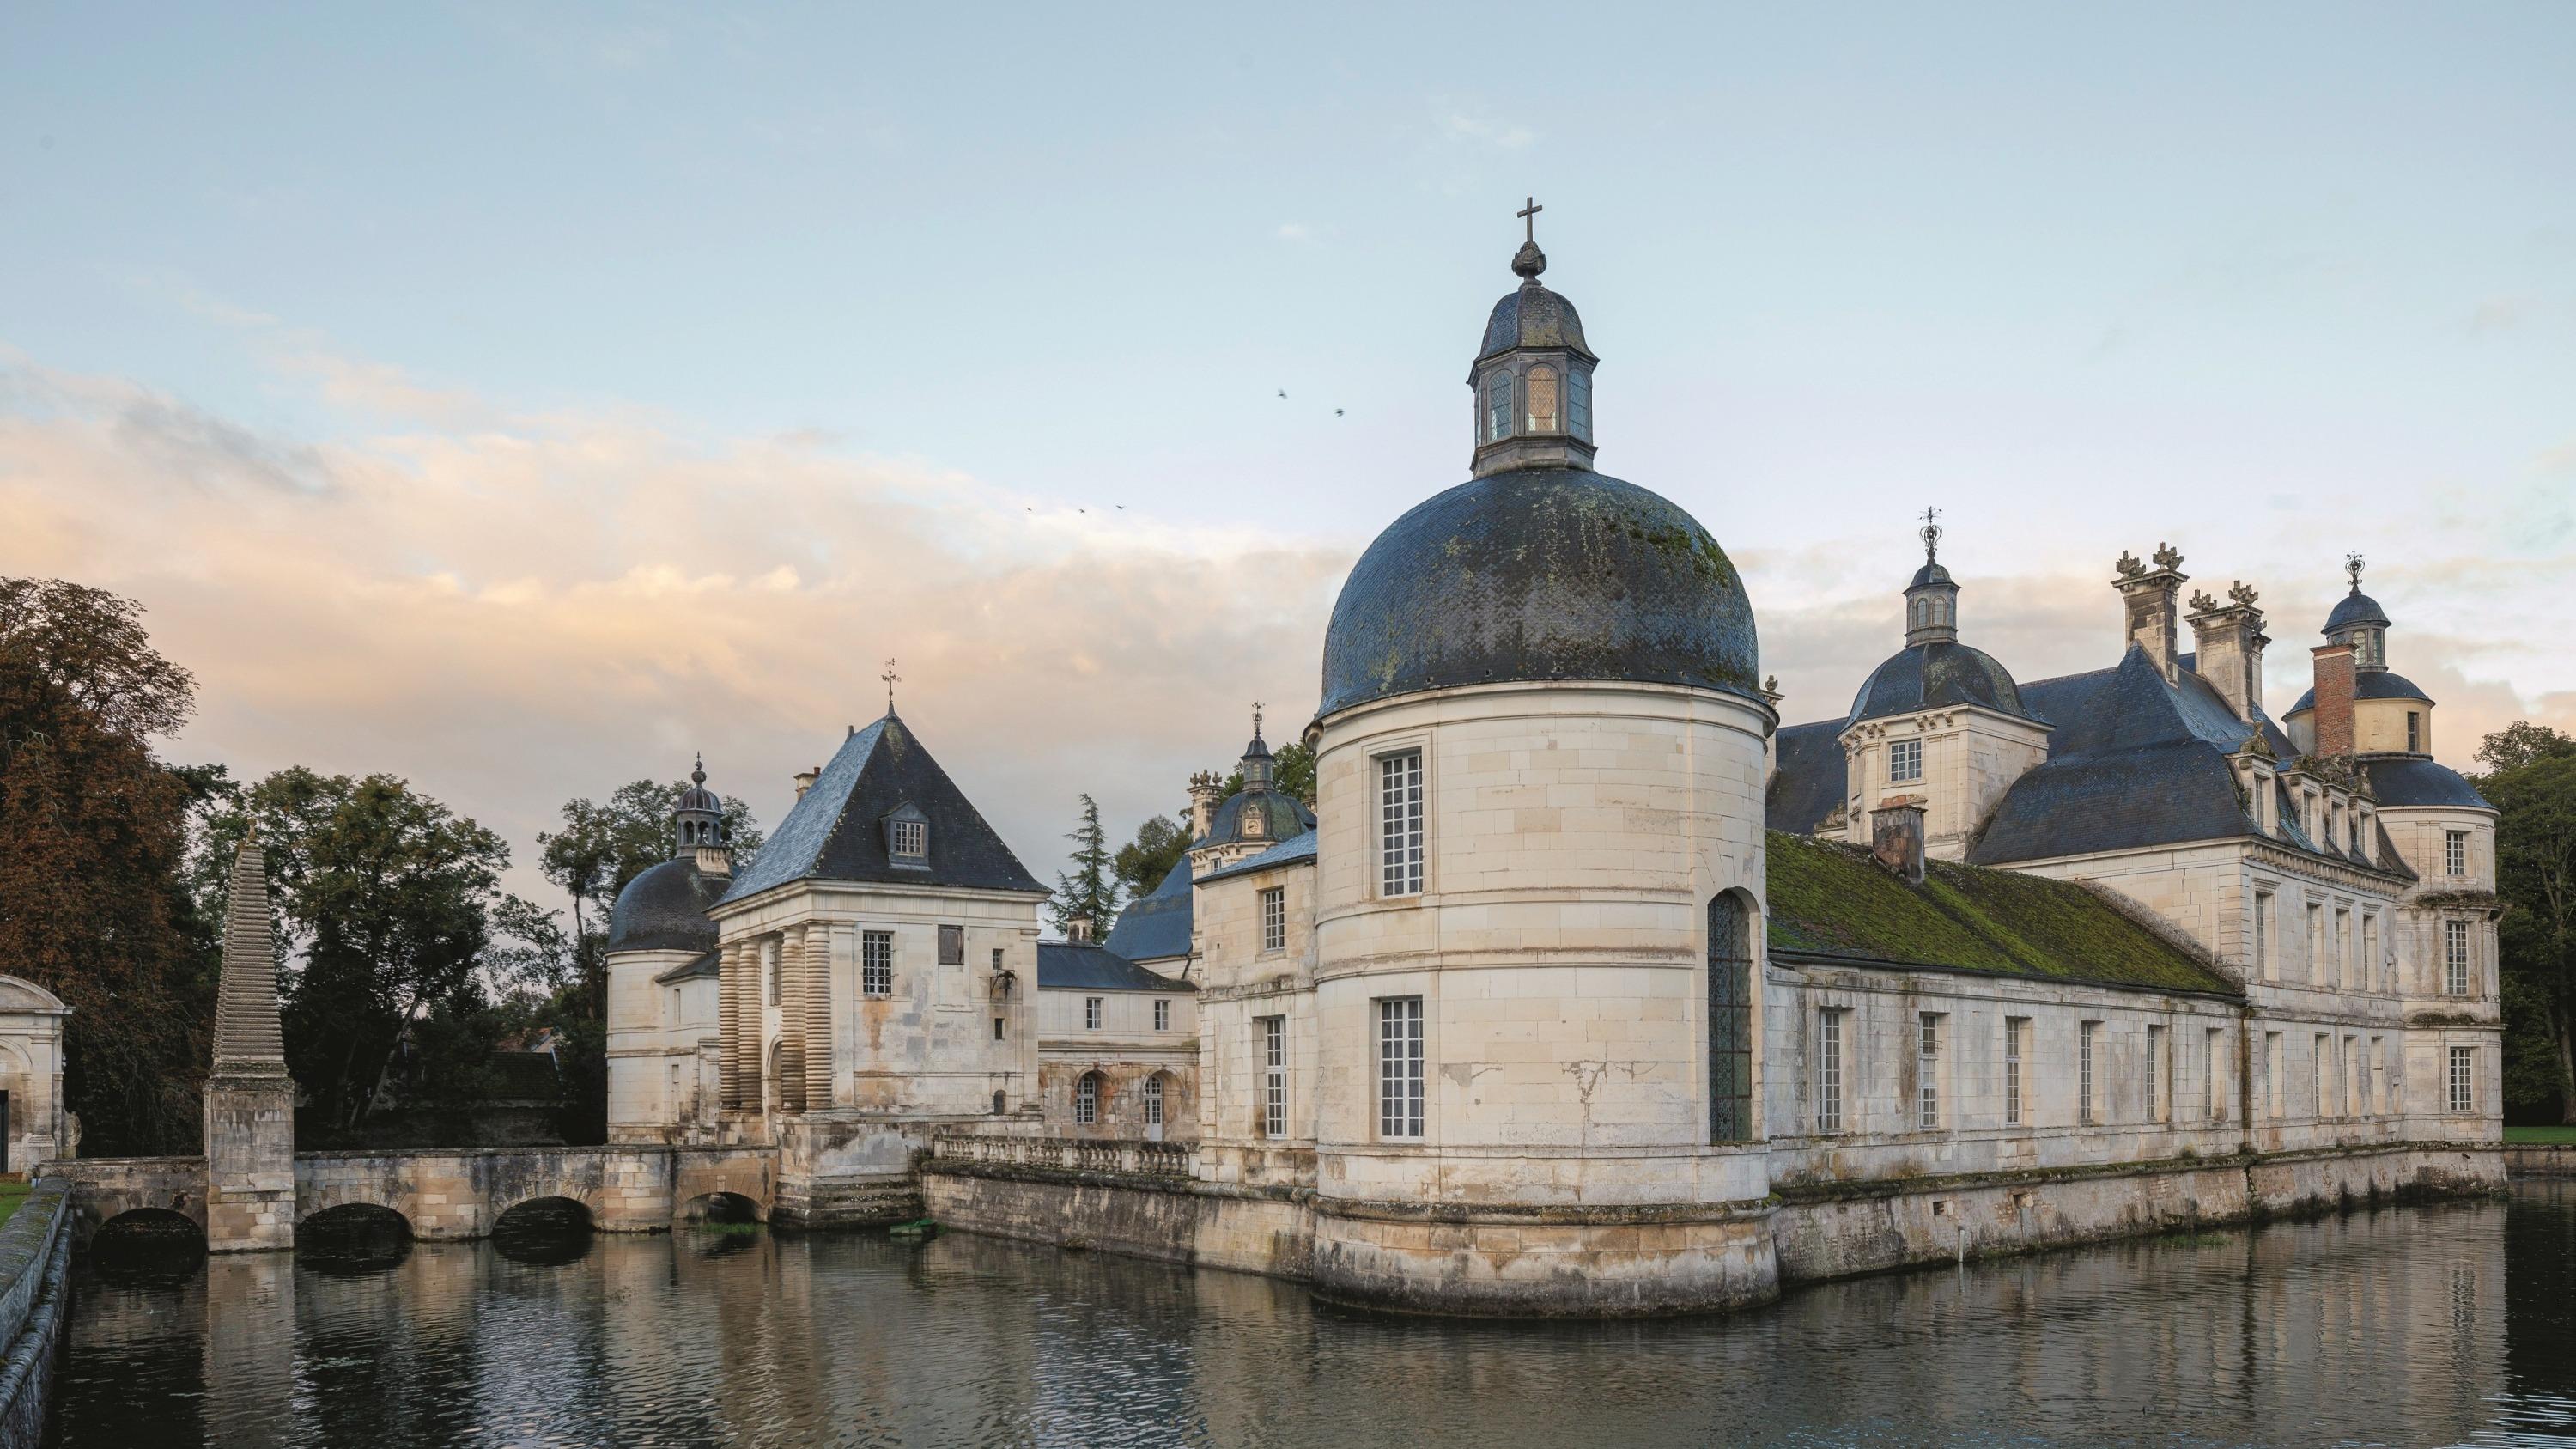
1307,210,1776,1315
2285,554,2437,758
1190,708,1316,874
604,756,733,1144
1837,515,2050,861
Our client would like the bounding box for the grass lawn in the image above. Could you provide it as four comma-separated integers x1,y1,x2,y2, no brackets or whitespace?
0,1181,27,1229
2504,1125,2576,1145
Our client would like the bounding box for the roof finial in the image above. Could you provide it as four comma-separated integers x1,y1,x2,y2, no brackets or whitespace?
2345,550,2365,594
1918,505,1942,563
1252,701,1264,743
1511,196,1546,280
882,658,900,714
691,751,706,787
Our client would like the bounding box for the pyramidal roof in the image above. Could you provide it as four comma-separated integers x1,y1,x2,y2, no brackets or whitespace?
719,713,1046,905
212,837,289,1076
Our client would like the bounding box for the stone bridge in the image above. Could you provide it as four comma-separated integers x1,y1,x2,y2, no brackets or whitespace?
44,1145,776,1242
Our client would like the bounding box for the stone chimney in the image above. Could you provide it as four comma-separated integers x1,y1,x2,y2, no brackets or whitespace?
204,835,295,1252
1187,770,1224,842
2112,543,2187,684
793,766,820,801
2186,581,2268,723
1869,799,1927,886
2310,642,2357,758
1066,915,1094,944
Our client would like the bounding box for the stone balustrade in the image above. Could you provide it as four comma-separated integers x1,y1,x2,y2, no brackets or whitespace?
931,1133,1195,1179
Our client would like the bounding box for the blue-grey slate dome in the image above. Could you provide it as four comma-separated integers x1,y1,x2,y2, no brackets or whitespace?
1478,280,1593,362
606,857,726,953
1845,641,2040,730
1318,467,1760,718
2287,669,2435,716
1910,560,1954,589
1205,788,1315,849
2324,591,2391,633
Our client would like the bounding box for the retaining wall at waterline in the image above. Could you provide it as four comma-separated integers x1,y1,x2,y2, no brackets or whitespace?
0,1180,73,1447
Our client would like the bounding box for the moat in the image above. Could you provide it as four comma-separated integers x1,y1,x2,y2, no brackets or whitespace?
45,1184,2576,1448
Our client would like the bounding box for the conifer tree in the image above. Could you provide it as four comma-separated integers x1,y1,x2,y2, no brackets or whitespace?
1052,794,1120,938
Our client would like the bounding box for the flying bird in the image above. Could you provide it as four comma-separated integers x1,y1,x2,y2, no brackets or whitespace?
1276,388,1287,399
1335,408,1345,417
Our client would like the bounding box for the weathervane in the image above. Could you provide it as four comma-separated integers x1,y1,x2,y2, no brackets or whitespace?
1252,701,1264,740
2345,551,2365,594
882,658,900,713
1918,506,1942,563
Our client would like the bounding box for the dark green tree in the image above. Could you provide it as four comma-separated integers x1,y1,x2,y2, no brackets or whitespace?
2478,723,2576,1123
1114,813,1190,902
1218,740,1316,808
1053,793,1120,936
0,578,211,1154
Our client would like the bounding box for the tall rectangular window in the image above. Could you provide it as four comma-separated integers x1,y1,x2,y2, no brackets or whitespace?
2254,891,2273,980
2004,1017,2027,1126
1889,738,1923,784
2205,1027,2224,1120
1260,1016,1287,1138
765,946,781,1007
2361,915,2379,993
2445,920,2472,996
1378,751,1425,898
1153,998,1170,1032
1708,894,1753,1143
938,924,964,966
2446,829,2468,876
1084,996,1103,1030
2146,1025,2167,1123
2449,1045,2476,1114
1816,1009,1846,1133
2368,1037,2385,1115
1484,371,1513,442
2335,909,2352,989
861,931,893,997
2312,1034,2327,1118
1377,997,1425,1139
2408,711,2422,753
2079,1022,2098,1125
2307,903,2326,985
1917,1013,1942,1130
2265,1032,2284,1118
1567,367,1592,439
1261,887,1285,952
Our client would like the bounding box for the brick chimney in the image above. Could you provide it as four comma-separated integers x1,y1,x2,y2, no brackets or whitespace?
2309,642,2356,758
2112,543,2187,684
2186,581,2267,723
1870,799,1927,886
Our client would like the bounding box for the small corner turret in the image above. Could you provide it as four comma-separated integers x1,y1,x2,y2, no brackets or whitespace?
1468,197,1599,478
1903,507,1959,647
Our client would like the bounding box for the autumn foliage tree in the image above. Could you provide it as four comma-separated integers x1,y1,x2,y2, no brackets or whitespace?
0,579,210,1154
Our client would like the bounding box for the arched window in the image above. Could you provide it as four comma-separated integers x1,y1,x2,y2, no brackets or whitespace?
1709,892,1753,1142
1485,371,1514,442
1525,365,1559,433
991,1089,1007,1115
1911,599,1927,630
1567,368,1591,440
1074,1072,1100,1126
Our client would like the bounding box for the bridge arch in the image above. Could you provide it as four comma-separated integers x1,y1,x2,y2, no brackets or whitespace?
677,1190,763,1224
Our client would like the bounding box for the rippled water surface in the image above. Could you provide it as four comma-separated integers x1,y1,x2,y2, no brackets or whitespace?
43,1183,2576,1447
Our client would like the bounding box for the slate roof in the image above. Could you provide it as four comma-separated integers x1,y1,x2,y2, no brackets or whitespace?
1845,640,2043,730
1036,942,1194,994
2286,670,2434,715
607,856,727,953
1200,829,1319,883
1765,721,1847,836
2325,590,2391,632
718,714,1046,906
1103,856,1194,964
1319,466,1762,719
653,948,720,985
1205,788,1314,851
2361,755,2494,811
1477,278,1593,363
1766,831,2238,996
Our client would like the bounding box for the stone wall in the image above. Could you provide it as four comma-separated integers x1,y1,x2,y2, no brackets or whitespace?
2505,1144,2576,1178
0,1179,72,1446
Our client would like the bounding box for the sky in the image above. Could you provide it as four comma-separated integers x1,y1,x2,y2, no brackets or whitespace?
3,2,2572,909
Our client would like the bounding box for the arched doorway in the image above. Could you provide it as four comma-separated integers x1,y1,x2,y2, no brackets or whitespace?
1709,890,1754,1142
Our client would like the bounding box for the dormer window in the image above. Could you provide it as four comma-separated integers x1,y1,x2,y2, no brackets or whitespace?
1484,371,1514,442
1525,365,1559,432
1567,368,1591,440
884,802,930,867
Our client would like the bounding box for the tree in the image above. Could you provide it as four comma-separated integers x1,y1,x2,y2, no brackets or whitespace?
0,579,210,1154
2478,724,2576,1123
1114,813,1191,902
1053,794,1119,936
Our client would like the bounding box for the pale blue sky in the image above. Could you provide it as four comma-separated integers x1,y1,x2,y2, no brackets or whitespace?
3,3,2571,884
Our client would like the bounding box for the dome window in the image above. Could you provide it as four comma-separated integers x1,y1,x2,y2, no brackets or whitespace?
1525,365,1559,433
884,802,930,868
1567,368,1591,441
1484,370,1514,442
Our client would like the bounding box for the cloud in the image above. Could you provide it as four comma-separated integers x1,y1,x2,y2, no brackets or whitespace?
1275,222,1318,244
1435,108,1535,150
2467,295,2536,334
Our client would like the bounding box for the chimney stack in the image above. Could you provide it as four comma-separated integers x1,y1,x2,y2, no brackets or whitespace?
2112,543,2188,684
793,766,820,801
1187,770,1224,842
2309,642,2357,758
2186,581,2268,723
1066,915,1094,944
1869,799,1927,886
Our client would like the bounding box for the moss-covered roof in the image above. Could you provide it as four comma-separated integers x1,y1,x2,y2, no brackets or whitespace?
1765,831,2238,996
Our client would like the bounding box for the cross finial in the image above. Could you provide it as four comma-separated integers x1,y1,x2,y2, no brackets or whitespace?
1517,195,1543,245
881,658,900,713
1918,506,1942,563
2344,551,2365,594
1252,701,1264,740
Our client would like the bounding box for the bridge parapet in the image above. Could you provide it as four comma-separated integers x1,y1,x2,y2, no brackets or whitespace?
929,1134,1195,1178
40,1156,211,1233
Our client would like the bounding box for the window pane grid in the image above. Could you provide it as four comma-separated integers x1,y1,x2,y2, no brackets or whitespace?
2449,1046,2476,1114
2004,1019,2025,1126
2445,921,2471,995
1709,896,1753,1142
1817,1010,1844,1134
1379,752,1424,898
1377,997,1425,1138
1261,1017,1286,1138
1889,738,1923,784
1261,887,1285,952
2079,1024,2097,1126
861,932,893,997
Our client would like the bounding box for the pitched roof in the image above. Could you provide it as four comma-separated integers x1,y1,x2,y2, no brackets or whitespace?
1766,831,2236,996
212,838,289,1075
1036,942,1194,994
1102,855,1194,964
1200,829,1318,883
1765,720,1846,835
719,714,1045,905
653,948,721,985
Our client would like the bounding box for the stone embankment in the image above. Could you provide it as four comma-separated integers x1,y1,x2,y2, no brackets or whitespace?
0,1179,73,1447
2505,1144,2576,1178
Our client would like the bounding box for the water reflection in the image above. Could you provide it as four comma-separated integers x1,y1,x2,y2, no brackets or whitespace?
47,1184,2576,1447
